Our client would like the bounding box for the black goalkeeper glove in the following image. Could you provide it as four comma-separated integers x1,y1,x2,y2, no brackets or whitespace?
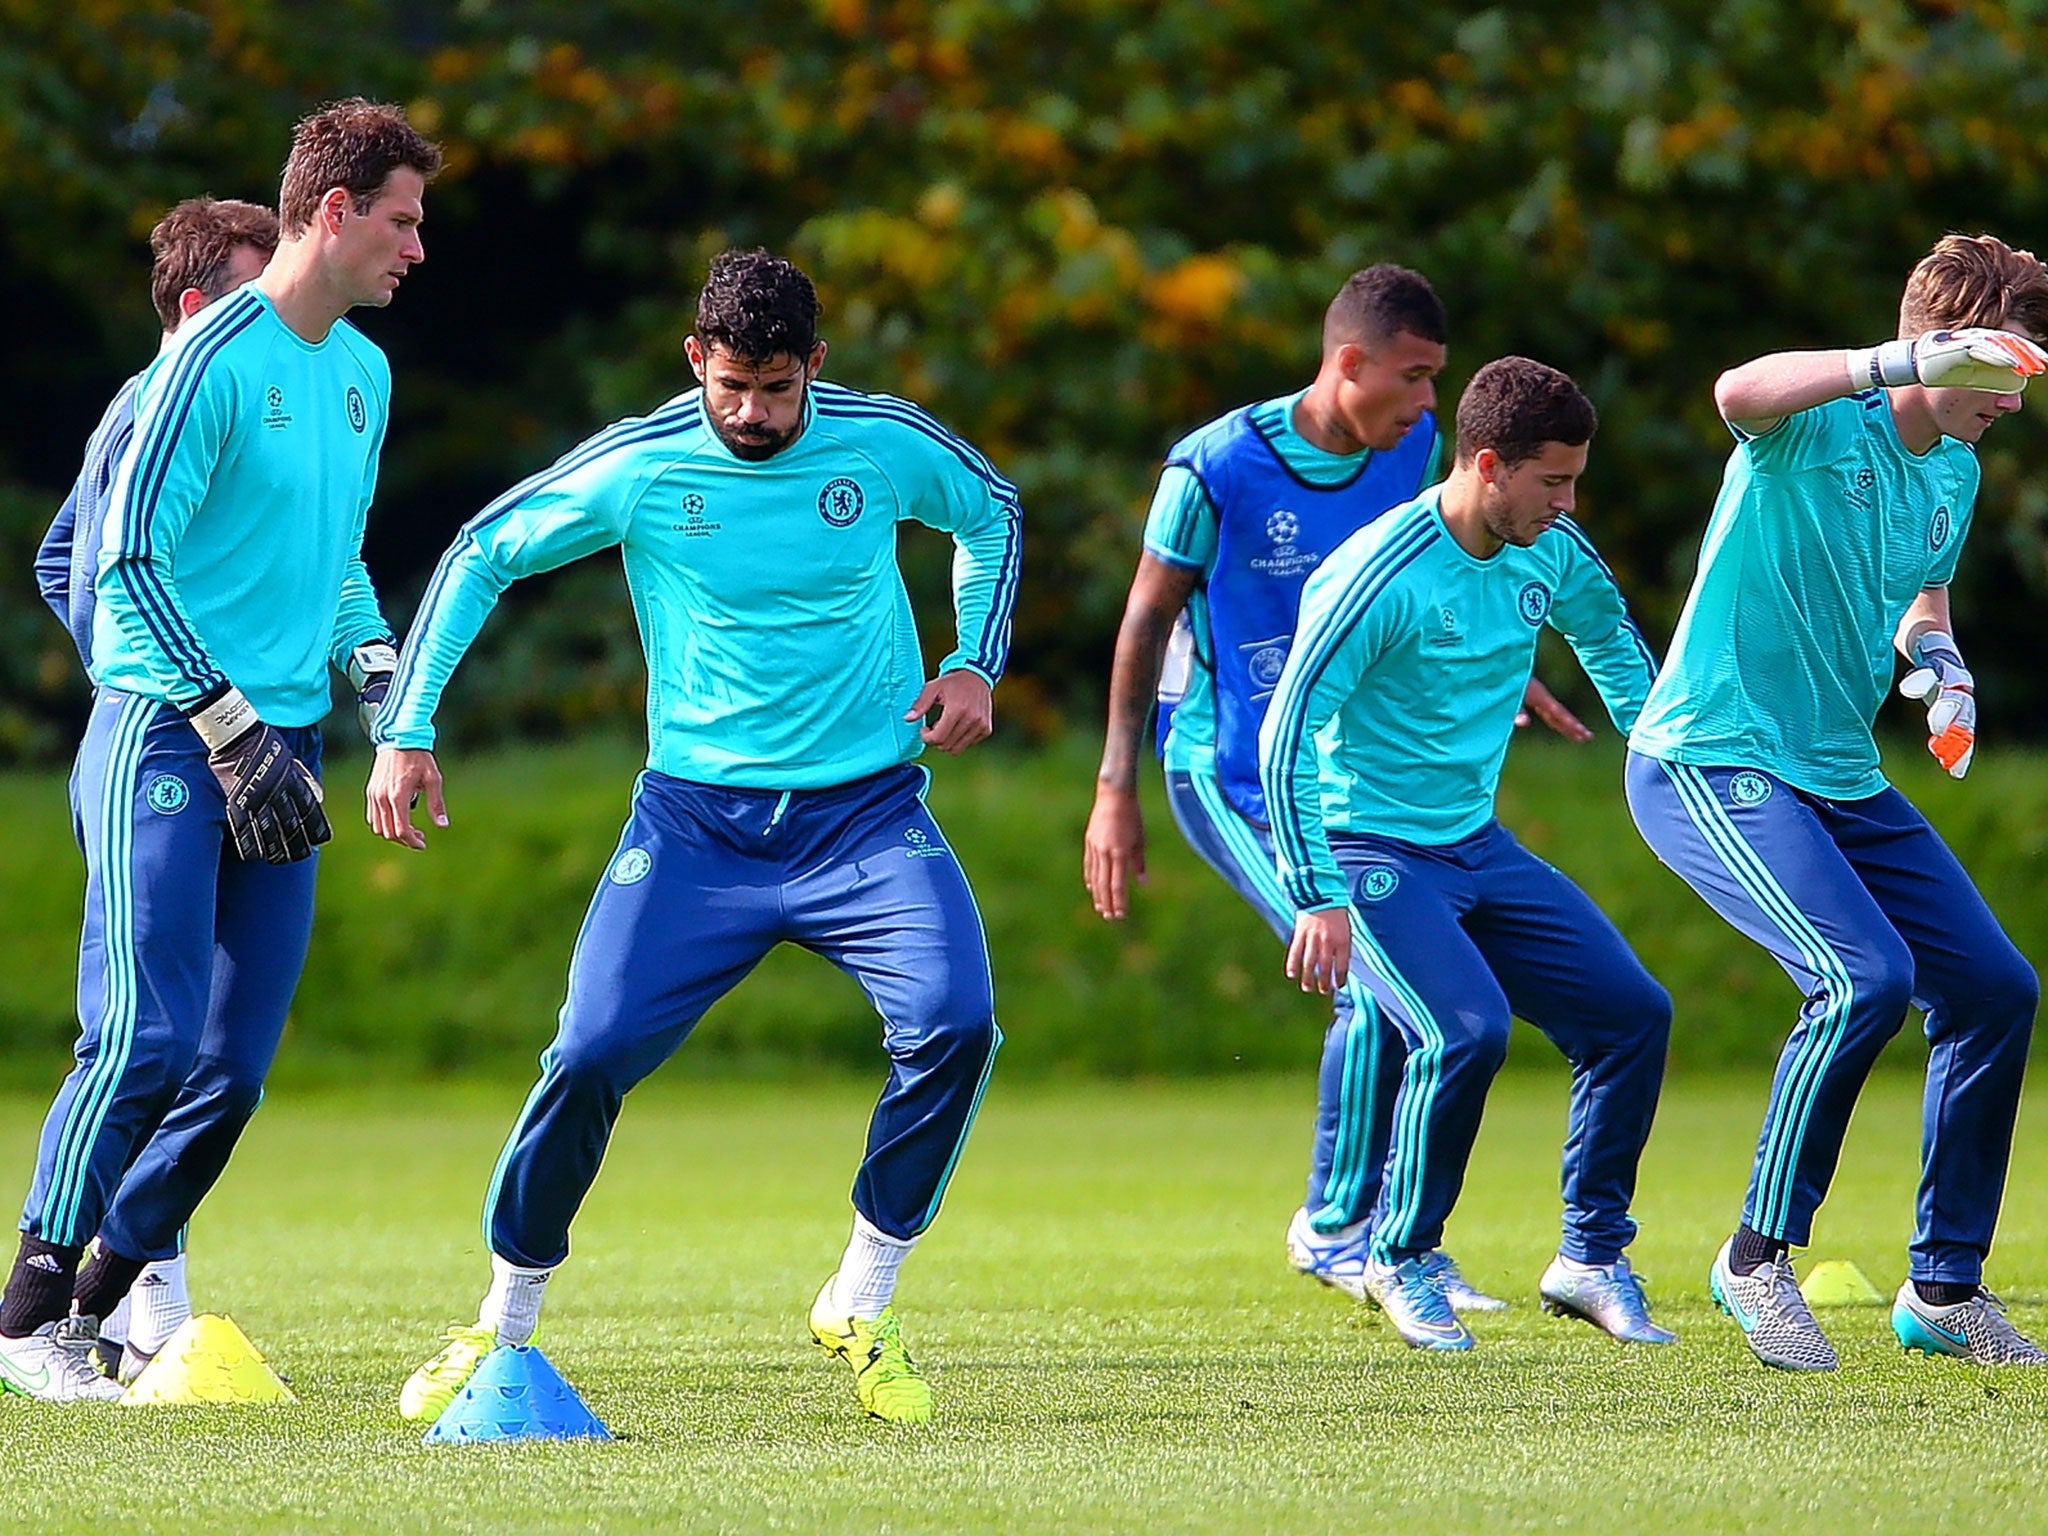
348,638,398,742
185,686,332,864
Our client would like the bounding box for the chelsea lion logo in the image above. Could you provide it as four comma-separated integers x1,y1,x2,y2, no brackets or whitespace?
1357,866,1399,902
1729,772,1772,808
1930,505,1952,551
1518,582,1552,626
145,775,189,815
609,847,652,886
818,477,865,527
346,386,367,434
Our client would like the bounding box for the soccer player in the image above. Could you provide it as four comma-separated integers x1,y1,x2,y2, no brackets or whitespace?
1626,234,2048,1371
0,99,439,1403
1083,268,1591,1313
30,194,280,1378
1261,358,1674,1352
373,249,1020,1427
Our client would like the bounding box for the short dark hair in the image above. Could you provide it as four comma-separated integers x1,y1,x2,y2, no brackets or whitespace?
694,249,822,364
278,97,443,236
148,197,278,331
1453,357,1597,467
1323,264,1447,352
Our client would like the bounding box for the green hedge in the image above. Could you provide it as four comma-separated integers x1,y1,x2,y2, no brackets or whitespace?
4,734,2043,1086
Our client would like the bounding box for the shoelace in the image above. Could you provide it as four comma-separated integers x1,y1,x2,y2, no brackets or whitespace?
863,1316,918,1382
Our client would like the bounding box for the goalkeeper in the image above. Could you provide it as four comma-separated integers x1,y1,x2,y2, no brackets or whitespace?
1627,233,2048,1372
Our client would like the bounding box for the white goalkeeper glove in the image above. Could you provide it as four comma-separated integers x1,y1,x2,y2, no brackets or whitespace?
1851,328,2048,394
1898,630,1976,779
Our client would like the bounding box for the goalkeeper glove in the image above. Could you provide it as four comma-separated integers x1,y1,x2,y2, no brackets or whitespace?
1897,630,1976,779
186,685,332,863
1851,329,2048,394
348,638,398,741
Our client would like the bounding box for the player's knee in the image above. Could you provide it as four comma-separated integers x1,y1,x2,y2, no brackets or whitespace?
1443,1008,1511,1075
1851,942,1917,1035
1970,943,2039,1033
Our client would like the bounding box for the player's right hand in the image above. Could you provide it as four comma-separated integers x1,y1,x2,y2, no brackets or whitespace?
1911,328,2048,392
1899,632,1976,779
1286,907,1351,995
187,686,331,865
1083,783,1145,920
367,746,449,851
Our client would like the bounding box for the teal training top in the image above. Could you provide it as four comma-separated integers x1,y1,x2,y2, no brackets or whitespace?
378,379,1023,789
1260,488,1658,912
1141,389,1443,774
92,287,394,726
1629,391,1977,799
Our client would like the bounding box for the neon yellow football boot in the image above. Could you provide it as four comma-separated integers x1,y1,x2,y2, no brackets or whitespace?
399,1323,496,1422
809,1277,934,1425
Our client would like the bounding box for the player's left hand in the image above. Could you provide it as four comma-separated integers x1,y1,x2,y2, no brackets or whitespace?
348,639,398,742
1515,677,1594,742
1899,632,1976,779
906,670,993,754
366,746,450,850
1286,908,1351,995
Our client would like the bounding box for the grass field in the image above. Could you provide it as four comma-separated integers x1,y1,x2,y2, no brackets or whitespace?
2,1075,2046,1533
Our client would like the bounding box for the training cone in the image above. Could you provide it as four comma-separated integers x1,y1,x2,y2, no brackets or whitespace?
121,1314,296,1406
423,1344,611,1445
1800,1259,1885,1309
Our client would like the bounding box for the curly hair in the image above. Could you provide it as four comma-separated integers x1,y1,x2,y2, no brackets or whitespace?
278,97,443,236
148,197,278,330
694,249,822,363
1453,357,1597,467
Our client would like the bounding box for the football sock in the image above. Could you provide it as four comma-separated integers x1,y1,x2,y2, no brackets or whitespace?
1555,1255,1614,1277
480,1254,552,1347
1727,1225,1786,1277
1913,1279,1977,1307
71,1241,146,1327
127,1255,192,1357
0,1235,84,1338
833,1214,916,1321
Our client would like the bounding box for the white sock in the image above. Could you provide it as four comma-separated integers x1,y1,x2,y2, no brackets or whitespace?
102,1296,131,1344
127,1255,191,1356
1557,1254,1614,1277
479,1255,553,1347
832,1214,917,1321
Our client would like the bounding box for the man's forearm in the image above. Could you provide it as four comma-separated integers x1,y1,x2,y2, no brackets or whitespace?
1097,600,1176,792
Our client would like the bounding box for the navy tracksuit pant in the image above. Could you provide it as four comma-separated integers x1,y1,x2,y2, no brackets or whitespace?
1165,768,1402,1234
485,764,1001,1269
1626,752,2037,1285
20,691,318,1261
1335,821,1672,1266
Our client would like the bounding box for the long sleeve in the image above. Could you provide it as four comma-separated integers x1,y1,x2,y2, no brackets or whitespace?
895,407,1022,686
375,438,649,750
1259,553,1393,913
1547,518,1660,735
328,411,396,665
93,310,260,707
34,489,77,633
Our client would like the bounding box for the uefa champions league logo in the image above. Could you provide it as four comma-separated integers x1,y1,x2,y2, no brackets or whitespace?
902,827,945,859
819,477,865,527
1251,508,1318,578
1249,645,1287,688
145,775,189,815
1930,505,1952,551
1518,582,1552,626
1357,866,1399,902
609,847,652,885
1729,772,1772,808
1265,510,1299,550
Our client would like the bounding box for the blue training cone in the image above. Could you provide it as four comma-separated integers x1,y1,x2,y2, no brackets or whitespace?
422,1344,611,1445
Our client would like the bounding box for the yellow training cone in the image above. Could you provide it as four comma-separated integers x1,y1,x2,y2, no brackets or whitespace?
1800,1260,1885,1309
121,1314,296,1406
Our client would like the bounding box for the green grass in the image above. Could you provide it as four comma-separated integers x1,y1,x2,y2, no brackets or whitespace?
3,1075,2047,1532
7,733,2048,1080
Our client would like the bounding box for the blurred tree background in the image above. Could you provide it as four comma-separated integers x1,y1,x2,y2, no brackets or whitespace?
6,0,2048,762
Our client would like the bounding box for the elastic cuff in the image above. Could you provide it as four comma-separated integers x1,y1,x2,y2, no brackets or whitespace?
184,686,256,751
940,658,998,688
